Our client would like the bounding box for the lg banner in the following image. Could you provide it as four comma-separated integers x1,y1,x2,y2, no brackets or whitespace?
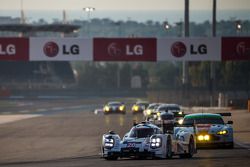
30,38,93,61
222,37,250,61
157,37,221,61
93,38,157,61
0,38,29,61
1,37,250,62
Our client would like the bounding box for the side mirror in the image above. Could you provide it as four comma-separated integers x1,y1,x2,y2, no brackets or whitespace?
108,130,116,134
124,133,129,138
227,120,233,124
166,130,173,134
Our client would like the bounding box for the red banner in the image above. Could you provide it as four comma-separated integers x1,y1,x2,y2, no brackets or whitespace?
222,37,250,61
94,38,157,61
0,38,29,61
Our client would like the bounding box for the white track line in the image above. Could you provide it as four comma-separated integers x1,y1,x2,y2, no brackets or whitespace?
235,139,250,150
0,114,42,125
19,110,30,113
51,107,64,111
36,108,48,112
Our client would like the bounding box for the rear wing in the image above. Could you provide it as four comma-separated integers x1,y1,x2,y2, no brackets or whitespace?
217,112,233,124
216,112,232,117
174,113,186,118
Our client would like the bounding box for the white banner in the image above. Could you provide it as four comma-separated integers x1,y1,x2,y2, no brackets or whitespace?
30,38,93,61
157,37,221,61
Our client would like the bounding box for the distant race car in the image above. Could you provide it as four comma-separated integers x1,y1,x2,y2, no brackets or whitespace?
131,101,149,114
182,113,234,148
151,104,184,122
143,103,162,120
103,101,126,114
101,120,197,160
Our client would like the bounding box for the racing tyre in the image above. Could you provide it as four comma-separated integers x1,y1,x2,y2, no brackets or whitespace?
225,142,234,149
187,136,195,158
166,136,172,159
180,136,195,159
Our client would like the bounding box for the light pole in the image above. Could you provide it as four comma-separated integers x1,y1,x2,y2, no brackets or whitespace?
20,0,25,24
164,21,170,30
182,0,189,106
83,7,95,37
210,0,216,107
163,20,170,37
235,20,242,35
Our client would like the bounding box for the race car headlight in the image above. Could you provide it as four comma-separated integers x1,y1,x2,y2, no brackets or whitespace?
119,105,125,111
150,137,162,149
197,134,210,141
104,106,110,112
104,138,114,148
178,111,183,115
157,112,161,117
146,110,152,115
217,130,228,135
178,119,184,125
133,105,139,111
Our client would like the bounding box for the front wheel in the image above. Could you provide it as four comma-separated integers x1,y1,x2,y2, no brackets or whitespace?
166,137,172,159
225,142,234,149
179,136,195,159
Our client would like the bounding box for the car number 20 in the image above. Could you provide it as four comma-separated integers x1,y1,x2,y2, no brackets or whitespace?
127,143,136,147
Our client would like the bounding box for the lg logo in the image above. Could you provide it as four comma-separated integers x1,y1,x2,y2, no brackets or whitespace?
43,42,59,57
0,44,16,55
108,43,122,56
171,41,207,58
171,42,186,58
236,42,250,56
126,45,143,56
107,42,144,56
43,41,80,57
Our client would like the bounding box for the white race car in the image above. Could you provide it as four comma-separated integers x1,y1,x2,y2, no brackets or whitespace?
101,119,197,160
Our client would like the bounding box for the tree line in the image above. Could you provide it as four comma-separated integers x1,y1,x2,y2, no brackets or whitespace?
35,18,247,91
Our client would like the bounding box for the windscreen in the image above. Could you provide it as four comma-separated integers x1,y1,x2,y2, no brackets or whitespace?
183,116,225,125
148,104,159,110
129,128,154,138
108,102,122,106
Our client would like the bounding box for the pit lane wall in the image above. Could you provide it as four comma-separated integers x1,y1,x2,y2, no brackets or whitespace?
0,37,250,61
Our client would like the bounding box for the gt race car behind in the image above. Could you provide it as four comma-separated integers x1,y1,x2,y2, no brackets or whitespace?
182,113,234,148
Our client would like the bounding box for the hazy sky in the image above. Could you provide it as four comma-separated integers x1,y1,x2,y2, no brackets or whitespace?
1,0,250,10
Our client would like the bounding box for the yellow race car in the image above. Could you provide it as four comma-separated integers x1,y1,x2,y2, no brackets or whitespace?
103,101,126,114
131,101,149,114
